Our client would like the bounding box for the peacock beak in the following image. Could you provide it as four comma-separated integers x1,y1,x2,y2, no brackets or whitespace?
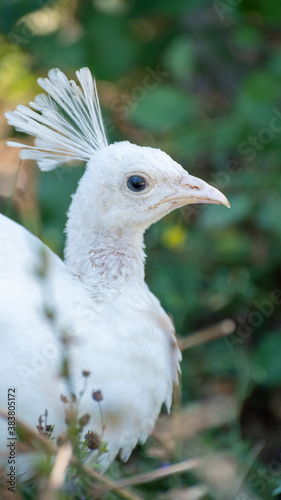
174,172,230,208
155,172,230,209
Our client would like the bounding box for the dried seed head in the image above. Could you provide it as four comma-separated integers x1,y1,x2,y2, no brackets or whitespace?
37,424,53,438
84,431,100,450
60,394,69,404
78,413,90,428
92,390,103,402
71,393,77,403
64,408,77,425
82,370,90,377
57,433,68,447
45,425,53,438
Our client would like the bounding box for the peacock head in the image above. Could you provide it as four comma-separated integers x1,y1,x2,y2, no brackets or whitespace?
5,67,229,235
74,140,229,233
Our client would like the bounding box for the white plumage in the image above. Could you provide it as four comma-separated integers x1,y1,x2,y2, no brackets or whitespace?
1,68,229,478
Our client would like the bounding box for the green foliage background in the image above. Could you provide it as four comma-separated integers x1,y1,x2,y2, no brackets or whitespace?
0,0,281,498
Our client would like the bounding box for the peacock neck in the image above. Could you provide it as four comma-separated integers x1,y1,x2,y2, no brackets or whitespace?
64,224,146,295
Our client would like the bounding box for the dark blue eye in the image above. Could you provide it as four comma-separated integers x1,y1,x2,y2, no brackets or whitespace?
127,176,147,192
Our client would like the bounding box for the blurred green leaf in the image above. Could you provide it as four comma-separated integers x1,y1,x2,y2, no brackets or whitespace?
84,12,141,79
252,331,281,387
198,194,252,231
0,0,51,32
164,36,195,79
236,72,281,124
130,85,197,131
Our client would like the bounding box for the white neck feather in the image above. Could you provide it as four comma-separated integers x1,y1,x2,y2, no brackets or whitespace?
64,221,146,296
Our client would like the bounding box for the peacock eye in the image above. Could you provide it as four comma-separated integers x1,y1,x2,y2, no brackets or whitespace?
127,175,147,192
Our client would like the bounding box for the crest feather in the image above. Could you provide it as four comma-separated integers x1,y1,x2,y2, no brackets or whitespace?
5,67,108,171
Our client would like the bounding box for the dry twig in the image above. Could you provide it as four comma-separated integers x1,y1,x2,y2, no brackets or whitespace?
105,458,201,491
155,395,237,443
178,319,235,351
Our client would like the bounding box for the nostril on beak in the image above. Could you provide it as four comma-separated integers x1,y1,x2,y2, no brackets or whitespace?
191,185,199,190
183,184,199,190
